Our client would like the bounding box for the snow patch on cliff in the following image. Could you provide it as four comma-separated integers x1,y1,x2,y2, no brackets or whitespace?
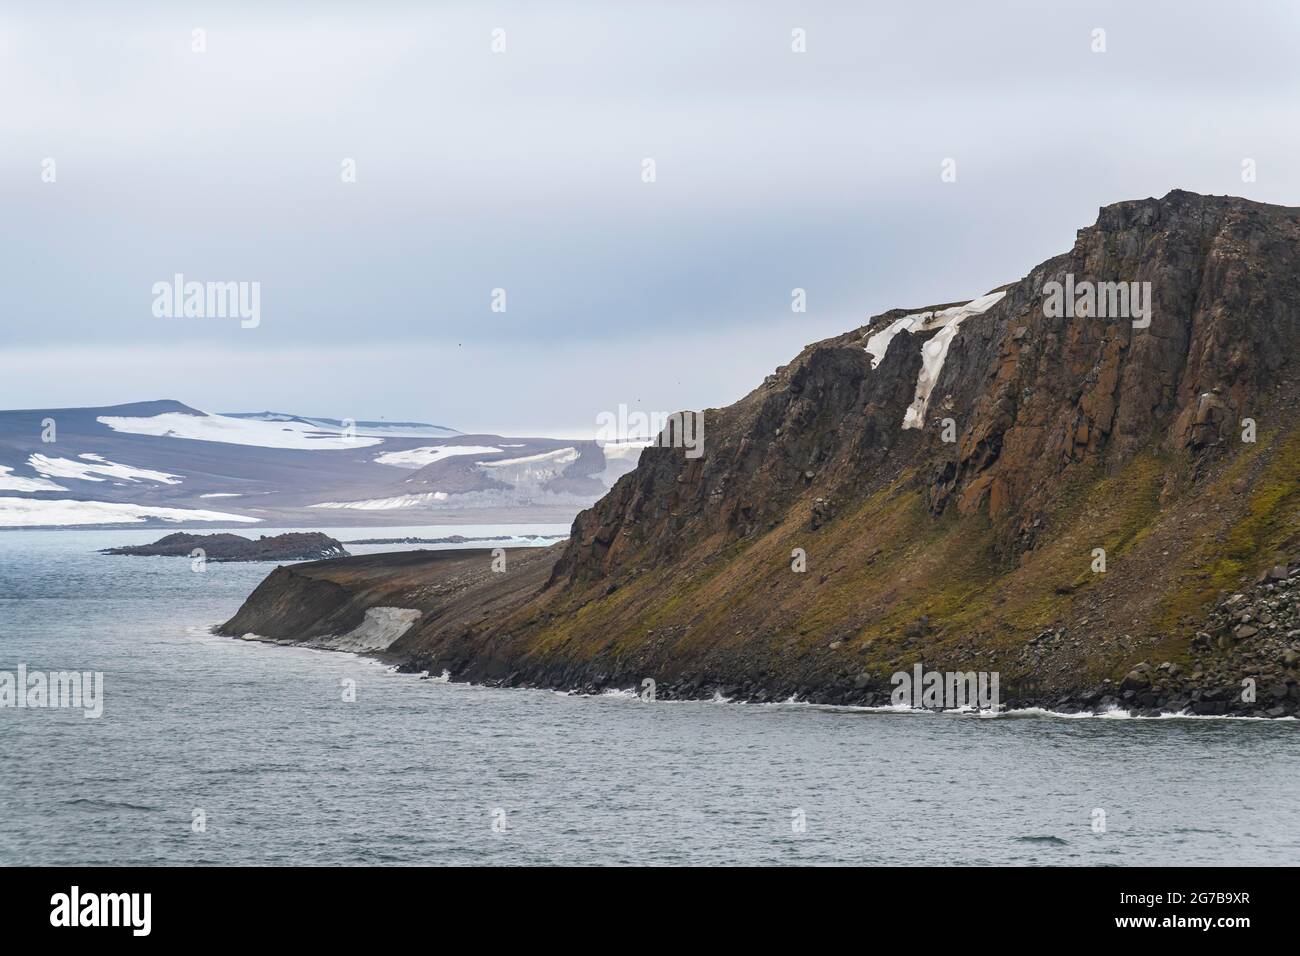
865,314,927,370
897,290,1006,430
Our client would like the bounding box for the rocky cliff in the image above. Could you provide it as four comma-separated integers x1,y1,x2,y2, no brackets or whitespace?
222,191,1300,715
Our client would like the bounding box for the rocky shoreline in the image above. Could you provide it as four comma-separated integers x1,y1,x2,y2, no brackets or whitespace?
1051,564,1300,718
219,546,1300,718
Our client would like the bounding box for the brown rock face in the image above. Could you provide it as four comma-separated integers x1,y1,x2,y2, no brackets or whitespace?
930,191,1300,538
226,191,1300,711
555,190,1300,581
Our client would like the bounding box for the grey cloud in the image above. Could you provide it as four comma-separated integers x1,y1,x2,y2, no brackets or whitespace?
2,0,1298,432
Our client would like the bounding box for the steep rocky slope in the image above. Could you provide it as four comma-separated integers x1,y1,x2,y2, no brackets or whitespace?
222,191,1300,715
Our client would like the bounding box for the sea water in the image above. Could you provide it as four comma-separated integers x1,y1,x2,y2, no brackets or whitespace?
1,526,1297,866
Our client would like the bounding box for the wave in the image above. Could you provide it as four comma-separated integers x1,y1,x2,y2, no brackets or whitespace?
999,705,1298,722
63,797,160,813
196,628,1299,723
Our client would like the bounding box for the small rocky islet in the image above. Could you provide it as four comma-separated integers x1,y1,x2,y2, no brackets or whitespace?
102,531,348,563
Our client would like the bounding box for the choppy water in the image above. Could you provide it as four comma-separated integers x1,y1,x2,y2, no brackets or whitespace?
2,526,1298,866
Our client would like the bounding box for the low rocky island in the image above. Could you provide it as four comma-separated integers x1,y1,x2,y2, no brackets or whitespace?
103,531,349,562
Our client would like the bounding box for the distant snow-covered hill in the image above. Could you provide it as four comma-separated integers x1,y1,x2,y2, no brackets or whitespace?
0,400,645,528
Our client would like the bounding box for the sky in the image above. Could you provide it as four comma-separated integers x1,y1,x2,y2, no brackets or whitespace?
2,1,1299,436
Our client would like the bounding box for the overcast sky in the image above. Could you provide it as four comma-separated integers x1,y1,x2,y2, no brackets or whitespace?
2,1,1298,436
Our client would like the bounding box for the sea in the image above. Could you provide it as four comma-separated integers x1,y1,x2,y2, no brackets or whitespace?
2,525,1298,865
